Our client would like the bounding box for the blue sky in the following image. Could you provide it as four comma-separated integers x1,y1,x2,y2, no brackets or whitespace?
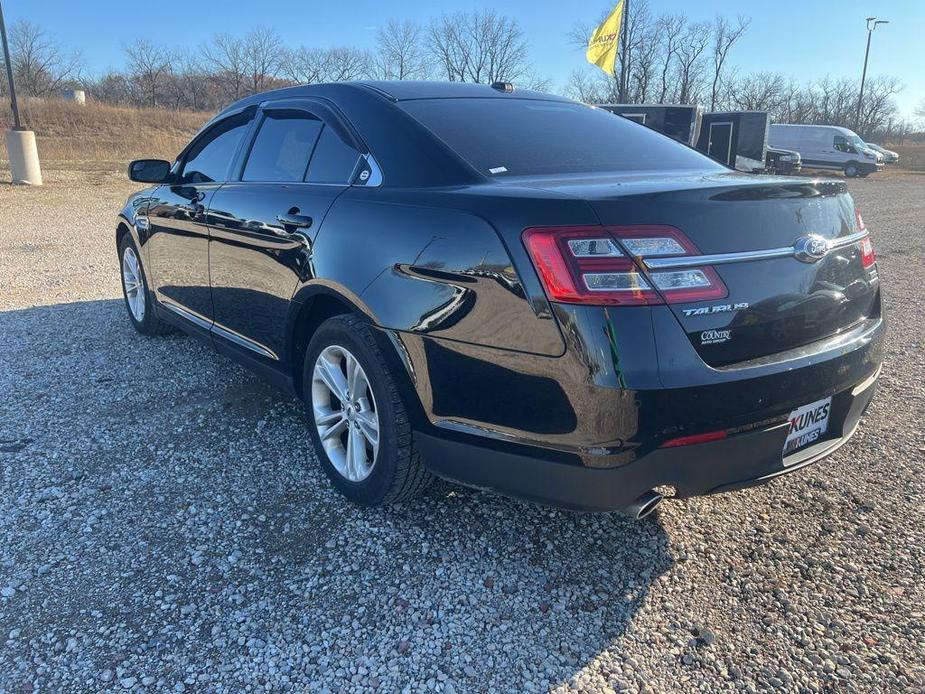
7,0,924,118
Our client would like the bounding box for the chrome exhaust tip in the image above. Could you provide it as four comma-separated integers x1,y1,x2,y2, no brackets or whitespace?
624,490,664,520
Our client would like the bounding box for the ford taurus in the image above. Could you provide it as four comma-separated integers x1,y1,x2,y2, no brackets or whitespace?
116,81,884,518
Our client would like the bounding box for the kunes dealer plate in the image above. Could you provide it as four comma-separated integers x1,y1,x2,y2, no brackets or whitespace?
782,396,832,461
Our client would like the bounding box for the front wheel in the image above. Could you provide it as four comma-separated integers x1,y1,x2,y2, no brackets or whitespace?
844,163,859,178
303,314,432,505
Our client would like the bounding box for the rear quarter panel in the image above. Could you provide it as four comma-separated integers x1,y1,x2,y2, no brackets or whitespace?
301,185,599,357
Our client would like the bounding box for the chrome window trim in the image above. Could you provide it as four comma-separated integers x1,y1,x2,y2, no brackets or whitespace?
643,231,869,270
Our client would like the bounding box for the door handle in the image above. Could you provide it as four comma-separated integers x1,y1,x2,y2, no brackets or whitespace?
277,211,313,229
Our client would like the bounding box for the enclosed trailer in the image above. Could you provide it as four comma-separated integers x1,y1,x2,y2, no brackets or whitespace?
696,111,770,172
595,104,702,146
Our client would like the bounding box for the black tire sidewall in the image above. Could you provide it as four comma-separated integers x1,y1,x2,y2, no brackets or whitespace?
303,317,401,506
844,163,859,178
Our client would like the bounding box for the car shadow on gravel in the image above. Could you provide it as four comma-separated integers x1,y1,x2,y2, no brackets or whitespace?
1,298,674,691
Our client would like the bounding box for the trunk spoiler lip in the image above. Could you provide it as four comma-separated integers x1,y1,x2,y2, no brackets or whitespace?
643,230,869,271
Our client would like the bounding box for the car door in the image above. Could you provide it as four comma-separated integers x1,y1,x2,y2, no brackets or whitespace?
207,100,366,370
146,108,254,332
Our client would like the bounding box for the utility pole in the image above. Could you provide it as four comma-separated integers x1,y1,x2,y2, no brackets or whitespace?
618,0,630,102
855,16,889,132
1,0,42,184
0,0,20,129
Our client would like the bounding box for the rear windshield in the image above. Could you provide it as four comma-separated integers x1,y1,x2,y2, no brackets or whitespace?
400,98,723,177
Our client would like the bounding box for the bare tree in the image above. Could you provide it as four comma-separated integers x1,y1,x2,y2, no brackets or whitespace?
655,14,685,103
125,39,171,107
8,20,82,96
428,11,542,86
676,21,710,104
202,33,247,100
916,98,925,122
374,20,431,80
709,15,750,110
243,27,282,94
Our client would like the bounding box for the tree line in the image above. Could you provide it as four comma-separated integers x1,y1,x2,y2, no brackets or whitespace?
1,5,921,141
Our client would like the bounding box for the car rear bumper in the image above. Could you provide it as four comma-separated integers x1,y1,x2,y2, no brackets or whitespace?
417,363,880,512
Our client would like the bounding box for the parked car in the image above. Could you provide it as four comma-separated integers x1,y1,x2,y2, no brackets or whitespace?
764,147,802,175
865,143,900,164
117,82,884,518
768,124,883,177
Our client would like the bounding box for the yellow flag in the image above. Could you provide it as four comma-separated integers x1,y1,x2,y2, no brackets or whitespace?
586,1,624,77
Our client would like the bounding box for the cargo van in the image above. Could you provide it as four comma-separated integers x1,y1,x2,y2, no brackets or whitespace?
768,124,883,177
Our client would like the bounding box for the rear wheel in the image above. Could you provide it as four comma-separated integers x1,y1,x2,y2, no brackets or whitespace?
303,314,432,505
118,234,171,336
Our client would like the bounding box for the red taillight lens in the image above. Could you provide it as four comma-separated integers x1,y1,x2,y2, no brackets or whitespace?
522,227,661,305
522,225,727,306
860,236,876,268
659,429,728,448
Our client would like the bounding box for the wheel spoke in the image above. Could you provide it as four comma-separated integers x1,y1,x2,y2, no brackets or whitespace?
347,425,367,479
355,411,378,450
315,355,348,402
319,415,347,442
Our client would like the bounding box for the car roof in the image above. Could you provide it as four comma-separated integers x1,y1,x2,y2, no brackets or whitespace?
354,80,569,102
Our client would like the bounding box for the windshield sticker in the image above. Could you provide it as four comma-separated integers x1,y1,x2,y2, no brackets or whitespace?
488,166,508,174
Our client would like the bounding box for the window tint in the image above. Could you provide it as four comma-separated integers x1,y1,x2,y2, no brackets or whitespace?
243,111,323,182
306,126,361,184
181,112,252,184
401,98,724,177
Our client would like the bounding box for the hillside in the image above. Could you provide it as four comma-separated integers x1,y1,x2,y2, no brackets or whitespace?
1,98,212,171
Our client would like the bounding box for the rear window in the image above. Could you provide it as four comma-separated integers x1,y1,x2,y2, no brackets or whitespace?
400,98,723,177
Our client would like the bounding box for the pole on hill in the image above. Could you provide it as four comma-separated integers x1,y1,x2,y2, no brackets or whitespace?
1,0,42,185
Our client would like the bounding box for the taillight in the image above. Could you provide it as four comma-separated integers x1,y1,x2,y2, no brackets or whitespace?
860,236,876,268
522,225,727,306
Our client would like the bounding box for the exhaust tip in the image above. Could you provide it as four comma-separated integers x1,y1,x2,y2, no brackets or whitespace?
625,490,664,520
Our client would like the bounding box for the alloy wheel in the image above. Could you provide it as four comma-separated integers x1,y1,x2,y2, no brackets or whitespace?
122,246,146,322
311,344,380,482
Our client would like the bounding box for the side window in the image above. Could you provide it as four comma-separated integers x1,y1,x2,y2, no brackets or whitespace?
306,126,361,184
242,111,323,182
833,135,852,154
181,112,252,184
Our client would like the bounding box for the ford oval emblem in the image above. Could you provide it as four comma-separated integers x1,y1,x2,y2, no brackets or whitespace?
793,235,829,263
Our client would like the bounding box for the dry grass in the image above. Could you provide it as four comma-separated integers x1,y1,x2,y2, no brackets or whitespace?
1,98,212,171
887,142,925,172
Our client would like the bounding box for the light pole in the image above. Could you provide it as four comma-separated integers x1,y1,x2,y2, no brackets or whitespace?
855,16,889,132
1,0,42,185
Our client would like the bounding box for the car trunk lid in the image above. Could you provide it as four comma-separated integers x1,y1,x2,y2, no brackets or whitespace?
522,172,880,366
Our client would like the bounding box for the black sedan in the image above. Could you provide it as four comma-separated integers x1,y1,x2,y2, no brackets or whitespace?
117,81,884,518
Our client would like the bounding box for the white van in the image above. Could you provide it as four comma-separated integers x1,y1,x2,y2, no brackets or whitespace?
768,124,883,177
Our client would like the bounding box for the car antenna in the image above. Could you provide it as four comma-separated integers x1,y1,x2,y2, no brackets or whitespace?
490,82,514,93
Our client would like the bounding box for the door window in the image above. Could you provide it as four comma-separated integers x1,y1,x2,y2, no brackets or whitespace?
180,112,252,184
833,135,856,154
243,111,324,182
305,126,362,184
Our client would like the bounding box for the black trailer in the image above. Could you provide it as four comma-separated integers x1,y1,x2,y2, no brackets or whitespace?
596,104,702,146
696,111,770,172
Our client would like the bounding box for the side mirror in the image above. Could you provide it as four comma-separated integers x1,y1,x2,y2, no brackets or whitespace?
128,159,172,183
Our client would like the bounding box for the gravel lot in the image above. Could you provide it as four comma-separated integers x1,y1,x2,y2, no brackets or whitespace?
1,171,924,693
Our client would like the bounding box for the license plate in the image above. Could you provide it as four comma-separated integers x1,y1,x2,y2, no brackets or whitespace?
783,396,832,460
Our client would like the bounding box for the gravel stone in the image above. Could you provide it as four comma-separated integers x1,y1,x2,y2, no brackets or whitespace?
0,171,923,691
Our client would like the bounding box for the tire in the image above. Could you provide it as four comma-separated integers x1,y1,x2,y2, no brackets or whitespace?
303,314,432,505
118,234,172,336
843,163,859,178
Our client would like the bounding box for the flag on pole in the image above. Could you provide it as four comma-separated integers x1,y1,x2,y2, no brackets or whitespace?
585,1,624,77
